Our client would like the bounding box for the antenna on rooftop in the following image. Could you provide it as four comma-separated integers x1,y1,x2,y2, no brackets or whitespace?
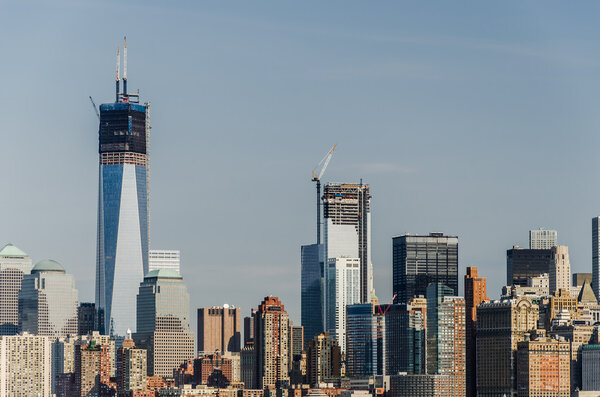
115,46,120,102
123,36,128,97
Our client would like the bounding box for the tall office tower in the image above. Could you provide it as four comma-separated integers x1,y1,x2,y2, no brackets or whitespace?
19,260,78,338
529,228,558,249
385,304,426,376
0,243,33,336
346,303,378,377
325,257,360,352
134,270,194,377
148,250,180,273
426,283,465,397
301,243,324,346
197,305,241,354
117,336,147,392
322,183,371,303
306,332,341,386
74,341,115,396
78,302,97,335
507,246,553,286
516,338,570,396
243,309,256,346
240,341,256,389
476,297,539,397
0,333,51,397
96,43,150,337
254,296,290,389
582,344,600,391
464,267,487,397
549,246,571,295
392,233,459,304
290,325,304,358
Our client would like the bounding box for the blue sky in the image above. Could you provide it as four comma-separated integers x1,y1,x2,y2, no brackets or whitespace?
3,1,600,327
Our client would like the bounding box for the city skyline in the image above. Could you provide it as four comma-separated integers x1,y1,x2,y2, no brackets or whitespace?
5,2,600,327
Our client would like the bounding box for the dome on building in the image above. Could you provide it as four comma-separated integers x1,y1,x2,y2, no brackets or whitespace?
144,269,182,279
31,259,65,274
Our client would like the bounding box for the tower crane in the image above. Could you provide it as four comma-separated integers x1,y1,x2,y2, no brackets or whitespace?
312,144,337,244
376,293,398,316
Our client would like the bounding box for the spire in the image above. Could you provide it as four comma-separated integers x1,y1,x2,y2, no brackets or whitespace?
578,279,598,304
115,46,120,102
123,36,128,96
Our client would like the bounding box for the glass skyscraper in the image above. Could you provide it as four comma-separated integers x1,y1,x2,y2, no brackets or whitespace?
301,243,324,346
392,233,459,304
96,99,150,337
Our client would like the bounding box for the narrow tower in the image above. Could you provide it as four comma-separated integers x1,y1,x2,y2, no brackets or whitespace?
96,38,150,336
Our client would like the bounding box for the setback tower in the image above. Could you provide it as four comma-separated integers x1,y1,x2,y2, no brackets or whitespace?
96,38,150,336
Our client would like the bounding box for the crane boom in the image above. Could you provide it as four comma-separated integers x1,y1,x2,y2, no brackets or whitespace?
89,96,100,121
312,143,337,181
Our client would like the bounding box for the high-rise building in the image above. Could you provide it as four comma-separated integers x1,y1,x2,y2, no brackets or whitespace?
384,303,426,376
0,243,33,336
465,267,487,397
0,332,51,397
74,341,115,396
254,296,290,389
78,302,98,335
117,336,147,392
306,332,341,386
148,250,180,273
516,337,570,397
290,325,304,358
322,183,371,303
550,246,571,295
529,228,558,249
240,341,256,389
552,324,594,392
346,303,378,377
134,269,194,377
426,283,465,397
476,297,539,397
301,243,324,346
392,233,459,304
582,344,600,391
96,45,150,337
325,257,361,352
594,217,600,302
197,306,241,355
507,246,554,287
19,259,78,338
243,309,256,346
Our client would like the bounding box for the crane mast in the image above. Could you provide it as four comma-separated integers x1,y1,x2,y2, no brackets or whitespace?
312,144,336,244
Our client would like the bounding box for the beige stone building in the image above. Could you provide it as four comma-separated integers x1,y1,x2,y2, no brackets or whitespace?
0,332,51,397
516,337,570,397
552,324,594,392
550,246,571,295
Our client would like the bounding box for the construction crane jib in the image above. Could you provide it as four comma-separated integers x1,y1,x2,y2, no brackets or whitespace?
312,144,337,245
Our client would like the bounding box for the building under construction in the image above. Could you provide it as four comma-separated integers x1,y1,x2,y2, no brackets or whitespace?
322,183,371,303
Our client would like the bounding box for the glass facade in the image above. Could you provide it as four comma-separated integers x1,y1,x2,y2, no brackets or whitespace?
385,304,425,375
96,102,149,337
393,233,459,304
346,303,377,377
301,243,324,346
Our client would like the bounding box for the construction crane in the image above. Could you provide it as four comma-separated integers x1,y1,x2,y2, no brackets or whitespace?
89,96,100,121
312,144,337,244
376,293,398,316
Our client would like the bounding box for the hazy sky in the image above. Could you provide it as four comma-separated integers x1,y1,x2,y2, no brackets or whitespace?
3,1,600,331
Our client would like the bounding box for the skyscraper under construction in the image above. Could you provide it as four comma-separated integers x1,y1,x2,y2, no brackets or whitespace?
323,183,371,303
96,38,150,336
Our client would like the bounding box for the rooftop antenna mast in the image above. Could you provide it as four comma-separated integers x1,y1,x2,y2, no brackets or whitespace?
312,144,337,245
123,36,127,98
115,46,120,102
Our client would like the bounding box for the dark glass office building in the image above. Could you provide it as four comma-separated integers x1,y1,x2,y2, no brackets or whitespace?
301,243,324,346
392,233,458,304
506,246,553,286
385,304,426,375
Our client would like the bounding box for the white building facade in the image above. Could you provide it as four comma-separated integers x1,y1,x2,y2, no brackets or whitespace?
0,333,51,397
529,229,558,249
148,250,180,273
